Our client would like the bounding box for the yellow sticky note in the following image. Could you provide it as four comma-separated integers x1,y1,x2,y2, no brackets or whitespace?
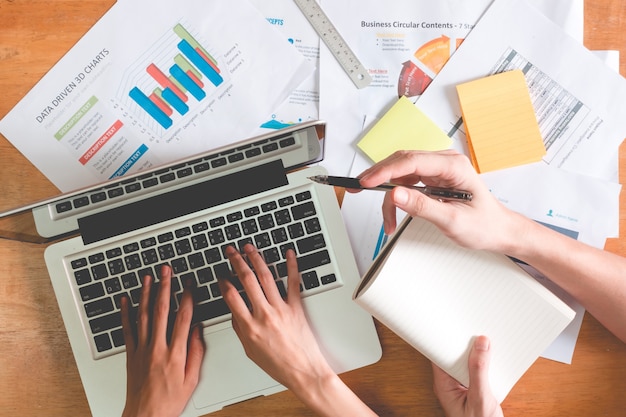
456,70,546,173
357,96,452,163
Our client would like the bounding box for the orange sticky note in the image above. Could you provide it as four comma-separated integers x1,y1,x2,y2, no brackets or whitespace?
456,70,545,173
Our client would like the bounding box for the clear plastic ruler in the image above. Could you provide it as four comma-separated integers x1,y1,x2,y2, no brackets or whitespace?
293,0,372,89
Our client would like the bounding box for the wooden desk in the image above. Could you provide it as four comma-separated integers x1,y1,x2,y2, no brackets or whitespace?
1,1,624,416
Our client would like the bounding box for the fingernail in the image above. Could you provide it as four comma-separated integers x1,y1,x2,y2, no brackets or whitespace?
394,188,409,205
475,336,490,351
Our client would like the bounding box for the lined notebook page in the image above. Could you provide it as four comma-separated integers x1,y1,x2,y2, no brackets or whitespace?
456,70,546,173
354,217,574,402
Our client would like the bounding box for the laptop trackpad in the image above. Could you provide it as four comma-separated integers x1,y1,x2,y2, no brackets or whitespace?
192,327,282,410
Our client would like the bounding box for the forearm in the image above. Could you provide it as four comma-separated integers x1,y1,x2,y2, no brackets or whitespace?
290,371,378,417
504,214,626,343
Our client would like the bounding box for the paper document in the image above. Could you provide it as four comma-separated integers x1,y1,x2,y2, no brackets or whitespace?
415,0,626,181
319,0,492,176
319,0,583,177
249,0,320,130
0,0,313,192
456,70,546,173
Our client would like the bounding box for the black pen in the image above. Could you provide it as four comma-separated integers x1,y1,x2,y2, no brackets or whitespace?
308,175,473,202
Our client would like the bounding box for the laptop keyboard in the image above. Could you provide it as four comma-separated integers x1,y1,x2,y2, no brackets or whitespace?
68,188,340,357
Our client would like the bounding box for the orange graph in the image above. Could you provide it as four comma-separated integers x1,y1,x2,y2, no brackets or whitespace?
413,35,451,74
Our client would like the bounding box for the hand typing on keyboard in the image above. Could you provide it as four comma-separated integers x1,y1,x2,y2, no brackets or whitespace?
117,244,377,417
120,265,205,417
220,244,378,417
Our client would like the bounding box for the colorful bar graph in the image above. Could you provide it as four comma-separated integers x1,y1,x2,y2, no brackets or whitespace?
149,92,173,116
129,23,222,130
173,23,218,67
177,39,224,87
146,63,187,102
174,54,204,85
129,87,173,129
162,87,189,115
170,63,206,101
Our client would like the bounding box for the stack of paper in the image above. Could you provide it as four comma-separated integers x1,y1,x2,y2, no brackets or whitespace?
340,0,624,370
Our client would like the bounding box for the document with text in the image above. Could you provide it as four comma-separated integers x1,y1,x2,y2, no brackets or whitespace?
318,0,583,177
415,0,626,181
0,0,313,191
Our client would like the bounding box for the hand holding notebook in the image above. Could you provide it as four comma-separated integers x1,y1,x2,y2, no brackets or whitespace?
354,216,574,402
355,150,575,402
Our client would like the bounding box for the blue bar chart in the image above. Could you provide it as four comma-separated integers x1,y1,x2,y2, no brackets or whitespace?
129,23,224,129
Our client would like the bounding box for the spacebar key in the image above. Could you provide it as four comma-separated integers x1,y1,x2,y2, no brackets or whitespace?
297,249,331,272
193,298,231,323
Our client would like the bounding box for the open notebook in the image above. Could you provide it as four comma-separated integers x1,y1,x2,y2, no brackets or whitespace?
353,216,575,402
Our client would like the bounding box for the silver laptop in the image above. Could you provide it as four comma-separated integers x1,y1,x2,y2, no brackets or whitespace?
0,121,382,416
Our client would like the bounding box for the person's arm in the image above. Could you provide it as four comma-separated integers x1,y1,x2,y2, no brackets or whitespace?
501,215,626,343
219,244,378,417
121,265,205,417
358,150,626,343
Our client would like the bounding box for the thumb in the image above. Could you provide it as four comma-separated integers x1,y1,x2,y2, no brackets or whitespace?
468,335,494,401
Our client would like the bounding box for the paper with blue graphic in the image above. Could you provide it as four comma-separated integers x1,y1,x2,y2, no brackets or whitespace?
0,0,312,191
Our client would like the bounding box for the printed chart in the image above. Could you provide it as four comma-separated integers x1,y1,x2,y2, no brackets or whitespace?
0,0,312,191
398,35,465,98
121,23,226,135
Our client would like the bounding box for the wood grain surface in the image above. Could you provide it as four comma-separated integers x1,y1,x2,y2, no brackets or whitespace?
1,1,624,416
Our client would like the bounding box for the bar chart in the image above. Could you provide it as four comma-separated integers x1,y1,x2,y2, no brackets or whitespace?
128,23,224,130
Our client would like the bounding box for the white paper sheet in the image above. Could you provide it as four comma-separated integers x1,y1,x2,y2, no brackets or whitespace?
249,0,320,131
415,0,626,181
319,0,583,177
0,0,313,192
481,163,621,248
320,0,491,176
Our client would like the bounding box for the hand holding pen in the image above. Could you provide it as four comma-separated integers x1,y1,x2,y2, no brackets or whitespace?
315,150,513,253
308,175,472,202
